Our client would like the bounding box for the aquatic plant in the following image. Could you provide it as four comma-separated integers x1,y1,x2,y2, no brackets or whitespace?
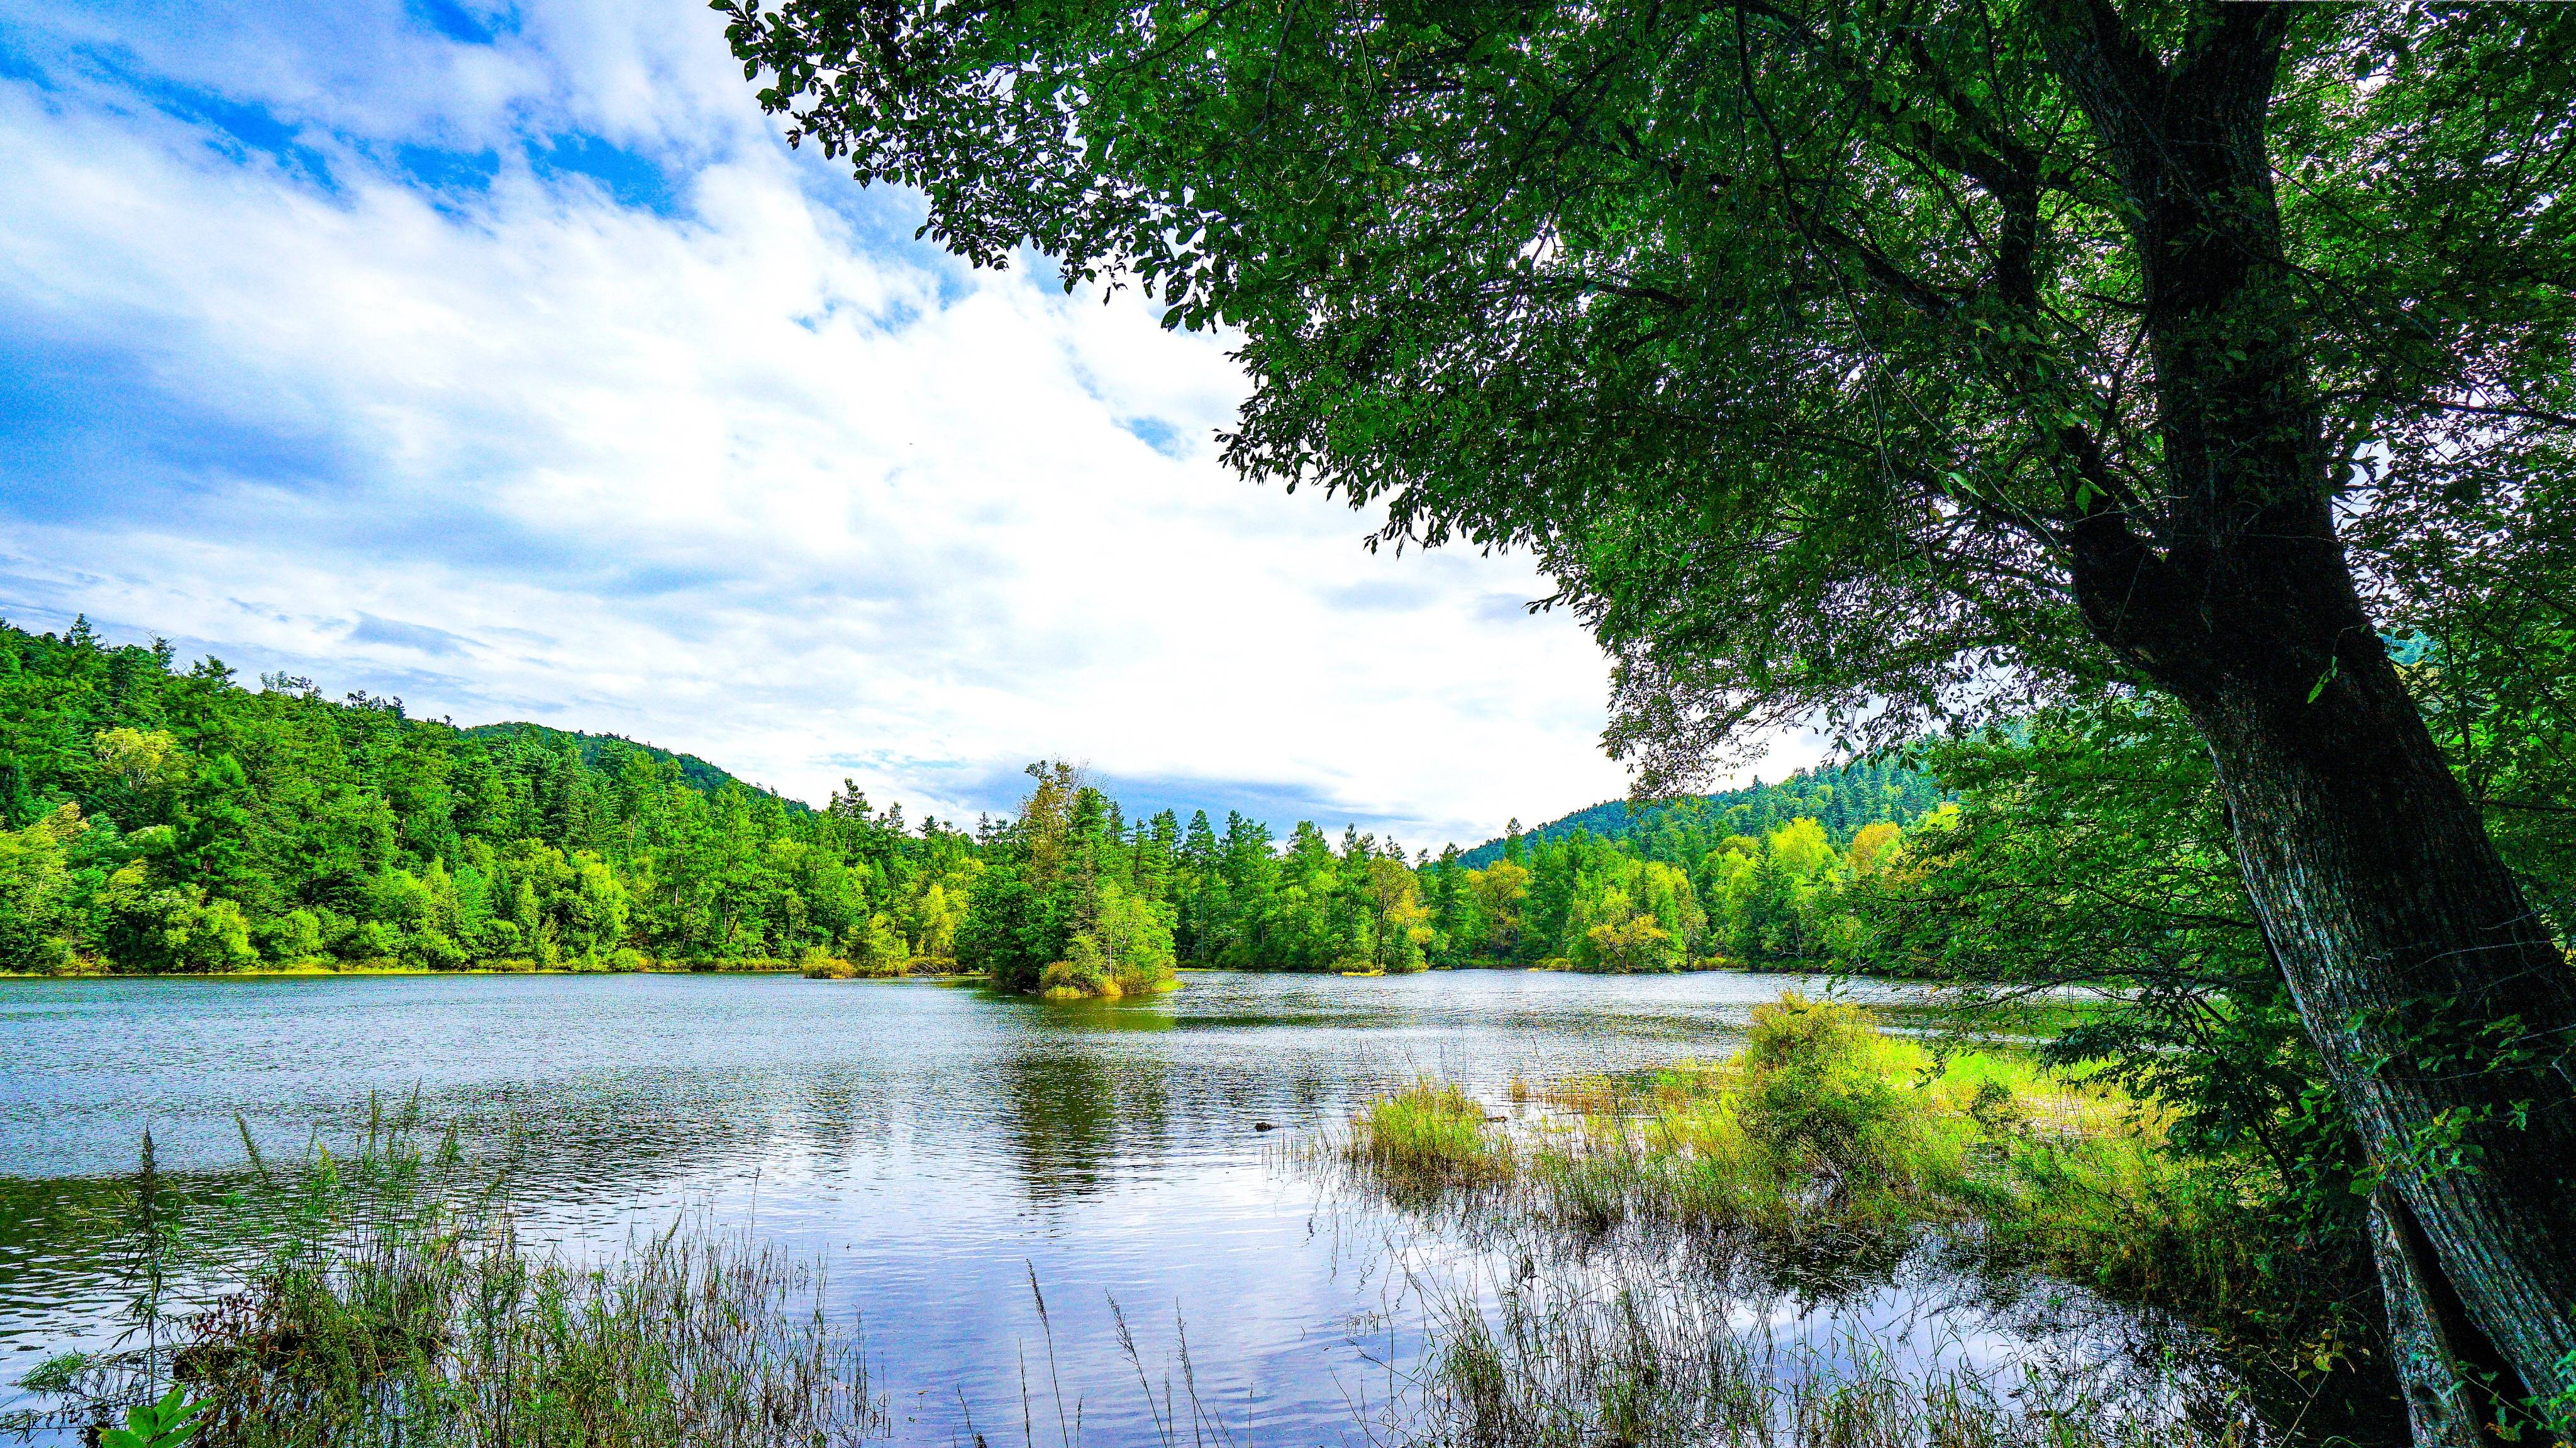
1389,1263,2251,1448
13,1103,888,1447
1342,993,2317,1340
1353,1080,1514,1197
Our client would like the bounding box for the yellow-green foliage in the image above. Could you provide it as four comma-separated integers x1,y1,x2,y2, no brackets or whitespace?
1736,993,1919,1194
797,946,861,980
1352,993,2267,1317
1038,880,1178,998
1353,1080,1511,1191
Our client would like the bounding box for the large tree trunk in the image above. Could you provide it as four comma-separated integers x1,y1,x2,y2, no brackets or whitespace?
2175,555,2576,1413
2043,6,2576,1421
2090,479,2576,1415
2373,1184,2505,1448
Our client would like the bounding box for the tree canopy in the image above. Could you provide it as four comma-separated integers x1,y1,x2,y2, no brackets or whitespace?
721,0,2573,773
719,0,2576,1423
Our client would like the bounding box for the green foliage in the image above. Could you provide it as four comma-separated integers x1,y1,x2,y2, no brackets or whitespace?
1735,994,1913,1198
17,1352,92,1396
1432,790,1937,971
0,804,87,972
99,1387,201,1448
1859,700,2381,1271
0,617,975,974
1456,759,1943,868
12,618,1584,987
719,0,2576,790
1353,1080,1510,1194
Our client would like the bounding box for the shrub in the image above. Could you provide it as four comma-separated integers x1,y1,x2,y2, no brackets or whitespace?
796,946,855,979
1736,993,1918,1198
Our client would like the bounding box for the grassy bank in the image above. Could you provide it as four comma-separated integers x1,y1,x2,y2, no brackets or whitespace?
1343,992,2392,1442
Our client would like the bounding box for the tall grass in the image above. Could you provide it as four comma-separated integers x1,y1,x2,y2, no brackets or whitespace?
19,1099,888,1447
1329,1000,2284,1448
1353,1081,1514,1200
1398,1265,2250,1448
1343,993,2287,1326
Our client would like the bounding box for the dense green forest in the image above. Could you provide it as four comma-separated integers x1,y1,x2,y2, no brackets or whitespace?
1455,758,1945,868
0,616,1958,985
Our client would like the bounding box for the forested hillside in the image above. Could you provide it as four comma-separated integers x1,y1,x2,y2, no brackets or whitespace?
1456,760,1945,868
460,722,811,813
0,617,971,974
0,616,1955,980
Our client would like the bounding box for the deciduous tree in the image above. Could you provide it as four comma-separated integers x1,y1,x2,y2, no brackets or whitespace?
721,0,2576,1416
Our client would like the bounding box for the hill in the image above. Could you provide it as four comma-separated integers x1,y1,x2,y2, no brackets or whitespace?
460,722,810,813
1457,758,1945,868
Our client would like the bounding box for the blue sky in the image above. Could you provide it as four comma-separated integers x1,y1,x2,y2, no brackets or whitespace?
0,0,1821,847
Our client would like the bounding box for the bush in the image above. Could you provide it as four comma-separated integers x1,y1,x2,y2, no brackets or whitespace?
1038,957,1110,998
797,946,857,980
1736,993,1916,1197
1580,912,1680,973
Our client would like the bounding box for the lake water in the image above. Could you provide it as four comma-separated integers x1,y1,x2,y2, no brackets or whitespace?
0,969,2209,1444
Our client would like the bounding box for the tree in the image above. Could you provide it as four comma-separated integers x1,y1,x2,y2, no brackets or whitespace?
721,0,2576,1417
0,804,87,973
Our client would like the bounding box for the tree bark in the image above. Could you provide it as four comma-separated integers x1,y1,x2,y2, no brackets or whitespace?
2178,571,2576,1412
2040,3,2576,1420
2372,1184,2504,1448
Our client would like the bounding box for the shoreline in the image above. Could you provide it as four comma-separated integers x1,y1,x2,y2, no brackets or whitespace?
0,963,813,982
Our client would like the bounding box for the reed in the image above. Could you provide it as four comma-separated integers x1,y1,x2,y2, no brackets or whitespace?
1396,1266,2250,1448
19,1105,888,1447
1341,993,2282,1322
1352,1080,1515,1198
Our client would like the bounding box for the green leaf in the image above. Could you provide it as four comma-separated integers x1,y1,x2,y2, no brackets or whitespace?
2306,655,2341,704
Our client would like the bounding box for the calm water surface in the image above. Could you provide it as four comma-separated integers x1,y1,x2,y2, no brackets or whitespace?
0,969,2168,1443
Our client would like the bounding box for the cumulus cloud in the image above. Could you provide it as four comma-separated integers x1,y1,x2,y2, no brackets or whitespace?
0,0,1806,847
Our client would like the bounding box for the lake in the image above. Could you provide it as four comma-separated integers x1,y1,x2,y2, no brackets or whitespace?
0,969,2209,1444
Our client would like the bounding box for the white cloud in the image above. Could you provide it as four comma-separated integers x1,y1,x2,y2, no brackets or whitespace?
0,0,1775,847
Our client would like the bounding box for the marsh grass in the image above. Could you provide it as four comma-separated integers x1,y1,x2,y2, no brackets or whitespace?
1396,1266,2251,1448
1353,1081,1516,1202
1341,993,2280,1327
14,1097,889,1447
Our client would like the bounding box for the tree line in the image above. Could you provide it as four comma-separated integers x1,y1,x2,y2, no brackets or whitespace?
0,617,970,975
0,616,1953,985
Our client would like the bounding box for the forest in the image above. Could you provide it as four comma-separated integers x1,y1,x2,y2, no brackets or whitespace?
0,614,1960,988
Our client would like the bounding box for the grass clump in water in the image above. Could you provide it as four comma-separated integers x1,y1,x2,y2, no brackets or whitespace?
1353,1080,1513,1196
1346,993,2280,1324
